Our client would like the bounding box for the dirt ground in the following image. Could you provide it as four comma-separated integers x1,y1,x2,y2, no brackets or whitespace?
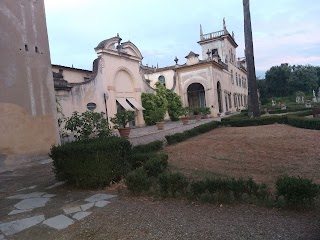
1,124,320,239
164,124,320,187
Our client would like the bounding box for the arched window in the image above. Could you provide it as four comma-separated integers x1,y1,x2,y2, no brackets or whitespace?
158,75,166,87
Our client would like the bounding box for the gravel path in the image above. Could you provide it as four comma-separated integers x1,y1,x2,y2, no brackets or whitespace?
23,197,320,240
129,118,217,146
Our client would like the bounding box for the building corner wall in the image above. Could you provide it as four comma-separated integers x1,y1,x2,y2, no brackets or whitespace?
0,0,60,170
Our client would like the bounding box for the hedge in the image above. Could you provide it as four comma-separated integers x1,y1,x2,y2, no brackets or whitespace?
50,137,132,188
276,175,319,207
132,140,163,154
287,116,320,130
165,121,219,145
221,115,288,127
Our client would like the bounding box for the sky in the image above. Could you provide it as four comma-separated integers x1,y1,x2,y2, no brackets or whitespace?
44,0,320,78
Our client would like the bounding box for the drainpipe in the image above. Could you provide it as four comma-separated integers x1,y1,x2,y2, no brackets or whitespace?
104,93,109,123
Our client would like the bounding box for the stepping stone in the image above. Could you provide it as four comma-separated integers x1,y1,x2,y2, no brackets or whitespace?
7,192,46,200
43,215,74,230
95,200,110,208
72,212,92,221
63,206,81,215
42,194,55,198
80,202,94,211
45,182,65,190
8,209,31,216
39,159,53,164
0,215,45,236
14,197,50,210
84,194,116,203
17,185,37,192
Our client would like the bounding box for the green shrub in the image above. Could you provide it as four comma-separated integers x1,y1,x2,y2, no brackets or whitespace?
168,173,189,197
132,140,163,154
287,116,320,130
50,137,131,188
158,172,171,196
63,111,111,141
130,152,168,169
165,121,219,145
143,155,168,177
221,116,287,127
276,175,319,207
158,172,189,197
190,180,207,197
126,168,151,194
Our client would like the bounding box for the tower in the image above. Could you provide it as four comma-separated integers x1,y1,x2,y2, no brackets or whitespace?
198,18,238,66
0,0,60,169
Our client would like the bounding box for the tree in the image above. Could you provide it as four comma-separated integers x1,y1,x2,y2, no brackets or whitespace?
243,0,260,117
64,111,111,141
256,79,268,105
265,65,291,97
288,65,318,95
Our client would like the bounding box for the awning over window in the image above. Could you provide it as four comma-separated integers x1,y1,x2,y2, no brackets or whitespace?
116,98,134,111
126,98,145,111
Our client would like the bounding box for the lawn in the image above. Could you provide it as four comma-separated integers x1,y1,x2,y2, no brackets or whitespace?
164,124,320,187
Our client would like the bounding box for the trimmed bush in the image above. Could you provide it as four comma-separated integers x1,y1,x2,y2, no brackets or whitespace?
50,137,132,188
158,172,189,197
143,155,168,177
276,175,319,207
130,152,168,169
221,116,287,127
132,140,163,154
165,121,219,145
126,168,151,194
287,116,320,130
268,107,307,114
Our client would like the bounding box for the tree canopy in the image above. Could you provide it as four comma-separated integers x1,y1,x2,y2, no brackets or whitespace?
262,64,319,98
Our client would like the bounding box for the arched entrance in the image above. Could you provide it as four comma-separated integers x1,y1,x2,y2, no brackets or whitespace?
217,81,223,113
187,83,206,108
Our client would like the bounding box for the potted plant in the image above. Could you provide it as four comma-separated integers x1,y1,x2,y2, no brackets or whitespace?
150,109,166,130
200,107,211,119
193,107,202,121
180,107,190,125
110,111,135,138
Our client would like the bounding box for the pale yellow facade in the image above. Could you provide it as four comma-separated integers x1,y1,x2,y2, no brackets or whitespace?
54,20,249,137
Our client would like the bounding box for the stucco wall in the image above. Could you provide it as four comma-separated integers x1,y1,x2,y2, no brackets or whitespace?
52,66,92,83
0,0,59,169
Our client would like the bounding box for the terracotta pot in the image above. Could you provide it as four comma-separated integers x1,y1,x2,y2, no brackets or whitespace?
156,121,164,130
118,127,131,138
195,115,201,121
181,117,189,125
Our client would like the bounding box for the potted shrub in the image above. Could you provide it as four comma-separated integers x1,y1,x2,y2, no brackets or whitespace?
180,107,190,125
200,107,211,119
110,111,135,138
150,109,166,130
193,107,202,121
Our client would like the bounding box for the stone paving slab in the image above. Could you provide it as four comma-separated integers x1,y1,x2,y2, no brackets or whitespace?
17,185,37,192
0,215,45,236
72,212,92,221
0,234,5,239
95,200,110,208
45,182,65,190
8,209,31,216
80,202,95,211
43,215,74,230
84,194,116,203
63,206,82,215
14,197,50,210
7,192,46,200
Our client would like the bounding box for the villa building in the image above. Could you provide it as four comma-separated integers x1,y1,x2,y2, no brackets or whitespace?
54,19,248,128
